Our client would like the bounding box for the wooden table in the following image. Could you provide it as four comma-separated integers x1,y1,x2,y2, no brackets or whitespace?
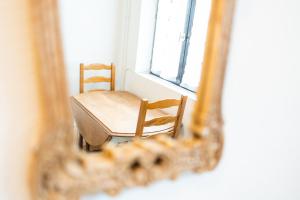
71,91,173,146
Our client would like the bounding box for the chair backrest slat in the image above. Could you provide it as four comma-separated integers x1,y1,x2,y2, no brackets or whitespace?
84,76,111,83
147,99,181,110
79,63,115,93
84,64,112,70
144,116,177,127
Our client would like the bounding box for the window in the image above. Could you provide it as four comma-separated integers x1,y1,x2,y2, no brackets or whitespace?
150,0,211,92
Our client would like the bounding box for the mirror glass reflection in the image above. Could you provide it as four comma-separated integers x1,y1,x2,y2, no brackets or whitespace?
59,0,211,151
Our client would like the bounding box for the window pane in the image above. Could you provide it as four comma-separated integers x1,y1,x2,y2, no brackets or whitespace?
151,0,189,81
181,0,211,91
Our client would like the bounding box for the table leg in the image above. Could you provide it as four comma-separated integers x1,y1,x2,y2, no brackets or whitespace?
78,134,83,149
86,142,90,151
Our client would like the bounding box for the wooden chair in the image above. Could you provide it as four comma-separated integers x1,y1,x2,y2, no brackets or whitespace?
135,95,187,138
78,63,115,150
79,63,115,93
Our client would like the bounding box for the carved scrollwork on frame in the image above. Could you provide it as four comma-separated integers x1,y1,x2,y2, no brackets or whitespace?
28,0,235,199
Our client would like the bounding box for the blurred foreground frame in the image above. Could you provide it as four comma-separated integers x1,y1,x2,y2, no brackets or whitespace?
29,0,235,199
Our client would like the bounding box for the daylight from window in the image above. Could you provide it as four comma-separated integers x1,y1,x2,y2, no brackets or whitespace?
151,0,211,92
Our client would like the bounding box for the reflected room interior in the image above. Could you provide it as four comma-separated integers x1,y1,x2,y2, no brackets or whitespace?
59,0,211,152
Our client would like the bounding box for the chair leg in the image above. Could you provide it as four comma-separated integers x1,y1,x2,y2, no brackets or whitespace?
173,123,184,138
78,134,83,149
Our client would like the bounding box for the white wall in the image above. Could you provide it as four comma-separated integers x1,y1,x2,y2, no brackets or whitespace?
59,0,122,95
83,0,300,199
0,0,299,199
222,0,300,198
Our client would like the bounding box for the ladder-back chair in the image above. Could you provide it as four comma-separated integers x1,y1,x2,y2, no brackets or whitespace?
135,95,187,138
78,63,115,150
79,63,115,93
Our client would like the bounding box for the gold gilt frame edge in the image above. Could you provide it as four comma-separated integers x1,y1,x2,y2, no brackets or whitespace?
29,0,235,199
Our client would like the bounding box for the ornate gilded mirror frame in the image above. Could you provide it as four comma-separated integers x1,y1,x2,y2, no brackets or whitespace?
29,0,235,199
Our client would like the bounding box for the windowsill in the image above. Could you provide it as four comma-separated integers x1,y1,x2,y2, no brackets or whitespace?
137,72,197,101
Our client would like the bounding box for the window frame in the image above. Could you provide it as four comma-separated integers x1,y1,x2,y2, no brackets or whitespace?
150,0,197,92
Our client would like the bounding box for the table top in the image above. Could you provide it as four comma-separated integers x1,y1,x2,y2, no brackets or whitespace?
71,91,173,136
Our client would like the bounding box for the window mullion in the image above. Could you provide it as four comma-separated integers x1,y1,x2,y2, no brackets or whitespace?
149,0,160,71
176,0,197,84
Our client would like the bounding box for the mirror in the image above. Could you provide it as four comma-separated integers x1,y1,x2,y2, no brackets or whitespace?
59,0,212,151
29,0,235,199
